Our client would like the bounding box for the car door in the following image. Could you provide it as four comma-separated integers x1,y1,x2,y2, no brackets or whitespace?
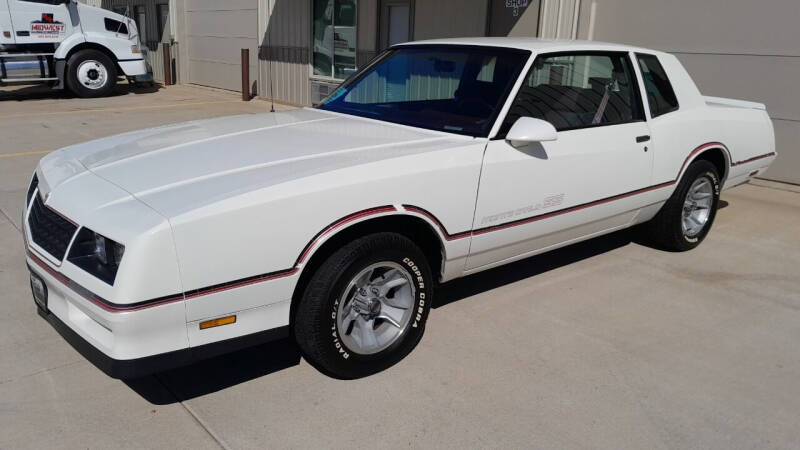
8,0,74,45
0,1,16,45
466,51,652,271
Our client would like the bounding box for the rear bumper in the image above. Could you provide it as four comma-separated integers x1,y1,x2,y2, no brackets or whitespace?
38,306,289,378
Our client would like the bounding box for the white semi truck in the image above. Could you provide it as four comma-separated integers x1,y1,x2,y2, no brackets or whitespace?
0,0,151,97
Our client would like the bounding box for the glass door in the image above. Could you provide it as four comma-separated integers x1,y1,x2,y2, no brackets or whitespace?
380,0,413,49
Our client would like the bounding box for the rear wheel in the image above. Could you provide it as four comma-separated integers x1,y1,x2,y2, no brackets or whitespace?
294,232,433,379
644,160,720,251
66,49,117,98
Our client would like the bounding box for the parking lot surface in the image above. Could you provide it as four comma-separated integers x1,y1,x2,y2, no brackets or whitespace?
1,83,799,449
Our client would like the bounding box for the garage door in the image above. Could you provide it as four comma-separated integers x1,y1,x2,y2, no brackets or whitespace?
185,0,258,91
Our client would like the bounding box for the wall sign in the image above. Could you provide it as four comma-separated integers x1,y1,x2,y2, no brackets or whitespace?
506,0,529,17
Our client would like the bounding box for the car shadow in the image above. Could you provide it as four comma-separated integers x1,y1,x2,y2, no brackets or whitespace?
0,81,161,101
434,228,635,308
125,337,302,405
126,226,650,405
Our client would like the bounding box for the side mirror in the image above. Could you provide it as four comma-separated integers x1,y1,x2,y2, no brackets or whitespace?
505,117,557,147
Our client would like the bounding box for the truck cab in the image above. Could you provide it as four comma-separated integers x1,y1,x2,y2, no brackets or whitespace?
0,0,151,97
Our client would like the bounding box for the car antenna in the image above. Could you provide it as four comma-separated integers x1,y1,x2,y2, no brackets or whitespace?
266,0,275,113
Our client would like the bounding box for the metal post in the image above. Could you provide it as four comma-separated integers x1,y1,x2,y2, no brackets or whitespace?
162,43,172,85
241,48,250,101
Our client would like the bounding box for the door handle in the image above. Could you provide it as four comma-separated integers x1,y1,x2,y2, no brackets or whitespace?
636,135,650,143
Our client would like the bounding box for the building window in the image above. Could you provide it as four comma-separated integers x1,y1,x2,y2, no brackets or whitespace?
134,5,147,46
157,3,170,42
313,0,358,80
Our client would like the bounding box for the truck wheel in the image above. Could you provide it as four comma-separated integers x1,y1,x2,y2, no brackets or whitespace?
294,232,433,379
66,49,117,98
645,160,720,251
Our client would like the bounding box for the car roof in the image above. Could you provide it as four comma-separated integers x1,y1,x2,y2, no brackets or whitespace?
400,37,662,55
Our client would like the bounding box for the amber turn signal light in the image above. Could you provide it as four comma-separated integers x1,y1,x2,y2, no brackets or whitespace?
199,315,236,330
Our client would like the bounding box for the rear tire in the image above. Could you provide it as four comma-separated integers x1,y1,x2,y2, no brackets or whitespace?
66,49,117,98
294,232,433,379
644,160,720,251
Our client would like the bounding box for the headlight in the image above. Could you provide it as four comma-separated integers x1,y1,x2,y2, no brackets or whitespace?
68,228,125,285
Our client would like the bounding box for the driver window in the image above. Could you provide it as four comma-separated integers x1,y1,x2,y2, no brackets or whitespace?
499,52,643,137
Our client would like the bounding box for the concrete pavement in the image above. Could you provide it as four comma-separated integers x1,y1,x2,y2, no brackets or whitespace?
1,83,799,449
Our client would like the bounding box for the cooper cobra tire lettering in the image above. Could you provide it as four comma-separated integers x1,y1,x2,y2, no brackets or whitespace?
402,257,427,328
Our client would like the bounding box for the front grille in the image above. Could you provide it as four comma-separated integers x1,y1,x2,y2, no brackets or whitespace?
26,173,38,205
28,195,78,261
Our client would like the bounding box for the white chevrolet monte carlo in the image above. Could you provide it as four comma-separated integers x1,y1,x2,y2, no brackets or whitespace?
23,38,775,379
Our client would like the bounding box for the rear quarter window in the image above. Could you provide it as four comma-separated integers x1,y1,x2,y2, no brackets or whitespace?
636,54,678,117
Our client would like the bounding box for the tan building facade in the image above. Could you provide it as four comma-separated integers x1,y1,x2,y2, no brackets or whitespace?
573,0,800,184
102,0,798,184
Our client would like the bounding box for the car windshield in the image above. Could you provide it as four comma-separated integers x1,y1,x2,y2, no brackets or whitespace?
317,45,530,137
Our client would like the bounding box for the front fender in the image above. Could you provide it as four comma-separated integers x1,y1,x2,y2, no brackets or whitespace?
53,33,87,60
83,31,142,61
54,34,140,63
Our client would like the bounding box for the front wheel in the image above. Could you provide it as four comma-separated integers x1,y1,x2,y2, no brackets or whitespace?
66,49,117,98
644,160,721,251
294,232,433,379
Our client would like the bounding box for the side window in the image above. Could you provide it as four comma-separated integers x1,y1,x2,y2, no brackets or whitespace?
104,18,129,35
499,52,643,136
636,53,679,117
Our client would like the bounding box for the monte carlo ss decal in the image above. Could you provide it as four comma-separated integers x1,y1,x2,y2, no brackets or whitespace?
481,193,566,226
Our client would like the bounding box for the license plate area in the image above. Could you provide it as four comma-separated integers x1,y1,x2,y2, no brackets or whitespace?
30,270,48,312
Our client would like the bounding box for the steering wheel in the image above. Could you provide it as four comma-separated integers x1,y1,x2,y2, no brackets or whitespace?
456,96,494,117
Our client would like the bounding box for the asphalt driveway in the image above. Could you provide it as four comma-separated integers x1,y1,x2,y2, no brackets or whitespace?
1,83,799,449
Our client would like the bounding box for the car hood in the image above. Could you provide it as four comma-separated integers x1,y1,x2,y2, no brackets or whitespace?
41,108,469,218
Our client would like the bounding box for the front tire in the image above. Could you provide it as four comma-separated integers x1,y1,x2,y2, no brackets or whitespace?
294,233,433,379
66,49,117,98
645,160,721,251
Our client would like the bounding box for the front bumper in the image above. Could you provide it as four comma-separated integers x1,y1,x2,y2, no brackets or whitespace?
36,305,289,379
27,244,291,379
27,251,189,374
118,59,148,77
37,306,189,378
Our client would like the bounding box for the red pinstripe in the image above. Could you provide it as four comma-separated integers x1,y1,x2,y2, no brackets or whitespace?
296,205,397,264
28,142,775,312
